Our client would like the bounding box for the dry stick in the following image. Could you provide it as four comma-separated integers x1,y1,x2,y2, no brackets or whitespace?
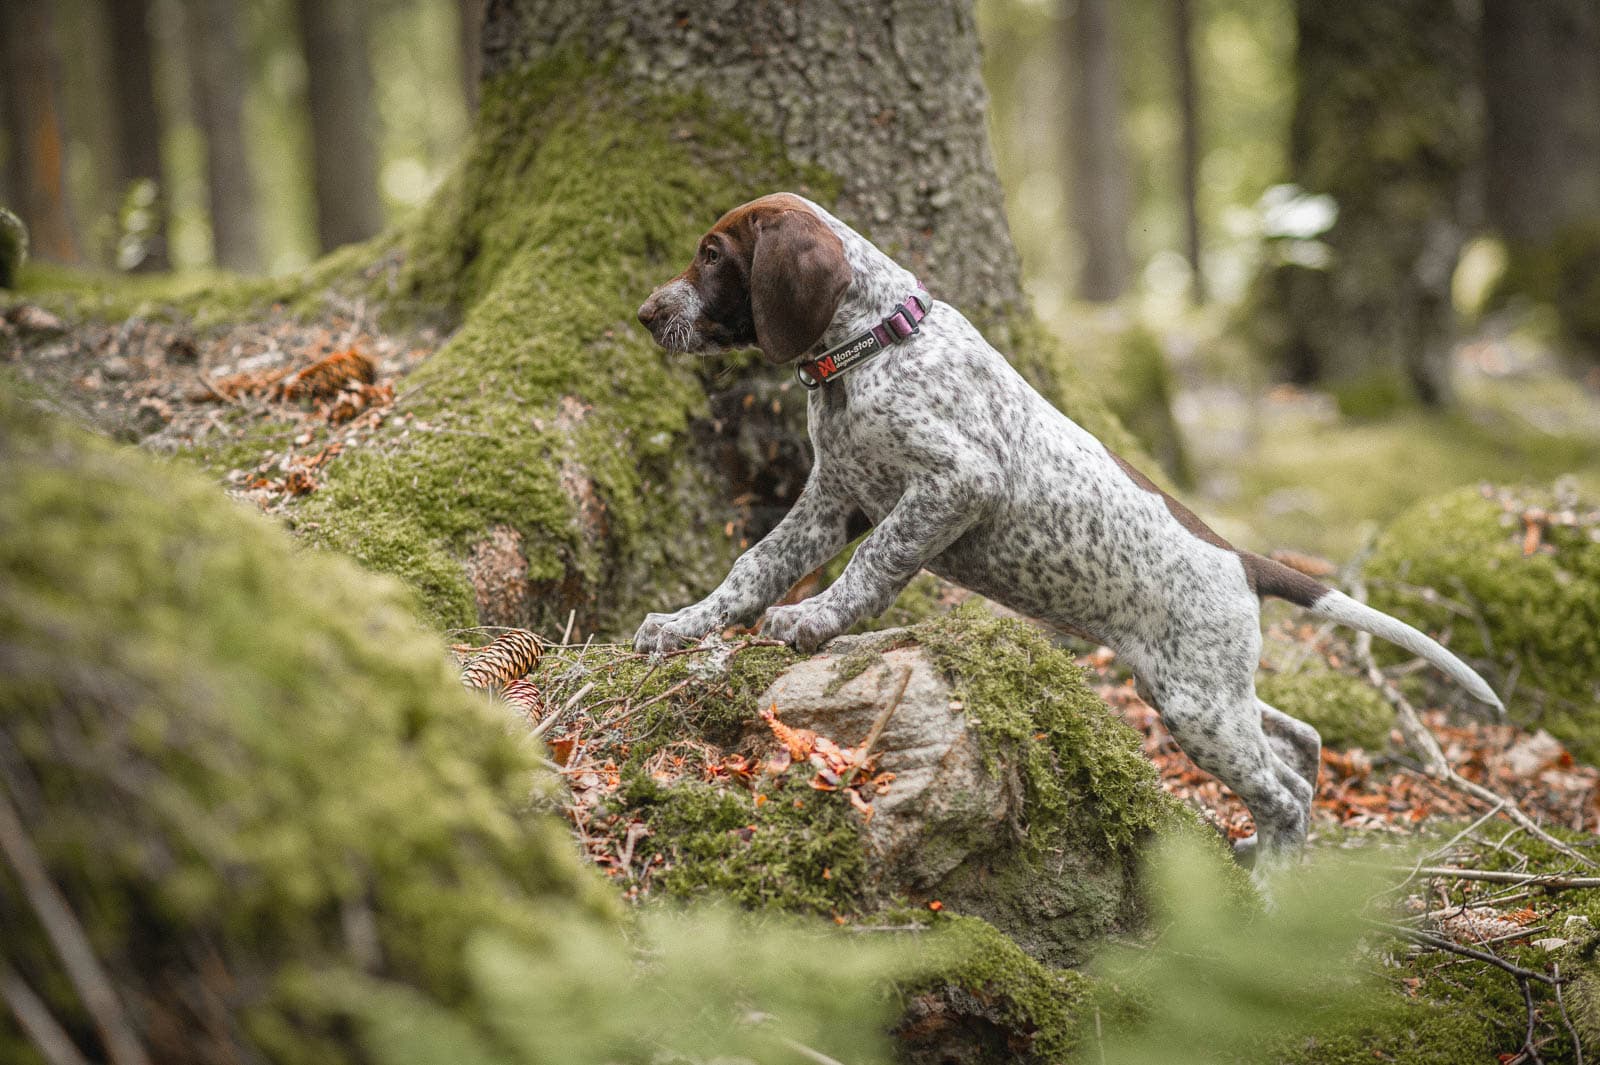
1397,866,1600,891
1347,576,1595,869
561,609,577,646
1517,976,1545,1065
840,665,914,792
1553,963,1586,1065
0,964,92,1065
0,790,153,1065
531,680,596,739
1372,920,1556,985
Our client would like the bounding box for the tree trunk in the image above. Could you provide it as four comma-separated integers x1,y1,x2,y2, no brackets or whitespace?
1482,0,1600,360
306,0,1139,638
186,0,261,271
294,0,383,251
1172,0,1205,304
481,0,1026,319
459,0,485,114
104,0,170,271
0,0,79,263
1062,0,1131,302
1264,0,1473,413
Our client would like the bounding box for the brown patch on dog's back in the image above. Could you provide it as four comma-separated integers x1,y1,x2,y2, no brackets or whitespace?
1106,449,1328,607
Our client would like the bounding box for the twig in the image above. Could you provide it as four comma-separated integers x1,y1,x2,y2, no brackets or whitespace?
1371,920,1556,985
0,789,153,1065
561,609,576,646
1398,866,1600,891
0,964,91,1065
775,1035,849,1065
531,681,595,739
1348,576,1594,868
840,664,913,791
1517,976,1544,1065
1553,963,1585,1065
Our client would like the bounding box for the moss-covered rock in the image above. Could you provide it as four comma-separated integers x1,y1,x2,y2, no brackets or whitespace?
1366,484,1600,762
1257,670,1393,751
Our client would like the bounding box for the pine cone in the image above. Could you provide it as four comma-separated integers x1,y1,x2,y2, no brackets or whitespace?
499,678,545,722
460,629,542,691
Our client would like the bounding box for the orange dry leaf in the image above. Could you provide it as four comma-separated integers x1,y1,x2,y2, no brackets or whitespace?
761,705,818,761
280,347,377,401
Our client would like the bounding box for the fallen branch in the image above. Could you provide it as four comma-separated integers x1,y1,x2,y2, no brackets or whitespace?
839,664,913,791
0,964,91,1065
1397,866,1600,891
1369,919,1556,985
1348,576,1595,869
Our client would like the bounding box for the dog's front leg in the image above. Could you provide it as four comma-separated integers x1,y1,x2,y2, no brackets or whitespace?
633,473,854,653
764,481,991,652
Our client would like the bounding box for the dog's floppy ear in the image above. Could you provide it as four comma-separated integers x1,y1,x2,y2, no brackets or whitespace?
751,209,851,364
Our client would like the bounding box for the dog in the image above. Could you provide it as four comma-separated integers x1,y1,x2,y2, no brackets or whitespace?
633,192,1503,877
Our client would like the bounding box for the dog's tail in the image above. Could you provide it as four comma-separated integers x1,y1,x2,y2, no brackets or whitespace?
1247,552,1504,716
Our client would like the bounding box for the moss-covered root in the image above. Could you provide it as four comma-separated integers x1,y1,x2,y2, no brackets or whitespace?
0,388,618,1065
1366,484,1600,762
896,915,1092,1065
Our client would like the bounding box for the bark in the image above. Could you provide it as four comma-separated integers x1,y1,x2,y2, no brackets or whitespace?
1267,0,1473,411
186,0,261,271
0,0,79,263
1172,0,1205,304
1482,0,1600,359
104,0,170,271
1062,0,1131,302
1482,0,1600,245
481,0,1026,318
294,0,383,251
459,0,485,113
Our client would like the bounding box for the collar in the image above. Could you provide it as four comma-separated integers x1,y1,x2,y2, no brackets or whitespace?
795,282,930,390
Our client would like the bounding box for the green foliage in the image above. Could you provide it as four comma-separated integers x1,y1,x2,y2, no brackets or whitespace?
1257,669,1392,751
1499,220,1600,363
1092,834,1380,1065
326,910,906,1065
1367,485,1600,761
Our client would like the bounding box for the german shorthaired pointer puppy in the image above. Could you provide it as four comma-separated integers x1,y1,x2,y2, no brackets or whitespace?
633,192,1502,878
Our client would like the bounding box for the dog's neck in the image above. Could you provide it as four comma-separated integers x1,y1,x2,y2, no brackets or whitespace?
799,199,924,353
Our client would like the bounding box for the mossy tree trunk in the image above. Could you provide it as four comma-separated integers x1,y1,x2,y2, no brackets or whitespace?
305,0,1137,636
1264,0,1473,415
1482,0,1600,362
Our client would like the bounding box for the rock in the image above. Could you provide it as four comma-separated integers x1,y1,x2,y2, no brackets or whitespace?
756,634,1009,889
1497,728,1566,778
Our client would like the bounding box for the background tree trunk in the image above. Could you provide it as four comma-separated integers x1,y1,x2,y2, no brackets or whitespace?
1265,0,1473,413
186,0,261,271
1062,0,1131,302
104,0,170,271
0,0,80,263
294,0,383,252
1482,0,1600,360
1172,0,1205,305
459,0,485,114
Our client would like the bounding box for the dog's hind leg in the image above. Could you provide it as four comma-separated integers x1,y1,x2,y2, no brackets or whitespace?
1141,667,1314,882
1259,700,1322,793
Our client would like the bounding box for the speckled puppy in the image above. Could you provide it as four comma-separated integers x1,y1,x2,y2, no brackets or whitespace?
633,192,1503,877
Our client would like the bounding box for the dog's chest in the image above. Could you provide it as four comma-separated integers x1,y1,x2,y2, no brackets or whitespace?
807,391,913,522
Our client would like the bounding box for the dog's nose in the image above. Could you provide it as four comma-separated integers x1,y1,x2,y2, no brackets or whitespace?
638,294,661,327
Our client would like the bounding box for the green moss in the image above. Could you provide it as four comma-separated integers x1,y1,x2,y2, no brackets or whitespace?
1257,669,1393,751
898,915,1093,1064
918,607,1175,854
1092,324,1194,487
1367,485,1600,762
0,387,617,1064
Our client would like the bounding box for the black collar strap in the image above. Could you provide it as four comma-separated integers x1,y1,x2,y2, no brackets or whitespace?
796,282,931,390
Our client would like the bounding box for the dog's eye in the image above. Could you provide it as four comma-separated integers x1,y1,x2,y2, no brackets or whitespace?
703,246,720,265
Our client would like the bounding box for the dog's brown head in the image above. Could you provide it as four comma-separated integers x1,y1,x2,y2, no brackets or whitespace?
637,193,852,364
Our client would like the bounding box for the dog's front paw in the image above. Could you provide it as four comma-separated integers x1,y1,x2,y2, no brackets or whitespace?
762,602,844,654
633,608,716,654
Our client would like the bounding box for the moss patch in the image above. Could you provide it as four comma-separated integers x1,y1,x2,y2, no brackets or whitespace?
1257,669,1393,751
0,387,616,1065
1366,484,1600,762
